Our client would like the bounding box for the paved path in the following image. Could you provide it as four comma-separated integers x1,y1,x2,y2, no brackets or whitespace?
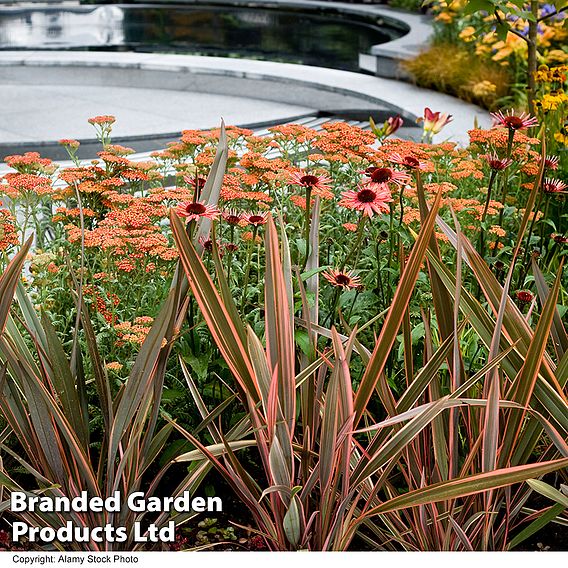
0,84,314,143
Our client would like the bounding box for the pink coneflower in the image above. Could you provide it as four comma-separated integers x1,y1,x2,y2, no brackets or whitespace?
323,268,361,290
491,110,538,131
289,171,333,197
175,201,220,222
387,153,427,170
484,153,513,171
340,185,393,217
183,175,208,190
223,209,243,225
246,212,268,226
420,107,453,136
551,234,568,244
542,178,568,194
363,166,410,187
542,155,560,171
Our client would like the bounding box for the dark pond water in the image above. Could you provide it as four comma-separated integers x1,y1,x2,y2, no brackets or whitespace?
0,4,406,71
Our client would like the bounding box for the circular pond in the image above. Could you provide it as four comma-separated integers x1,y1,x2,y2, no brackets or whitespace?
0,3,408,72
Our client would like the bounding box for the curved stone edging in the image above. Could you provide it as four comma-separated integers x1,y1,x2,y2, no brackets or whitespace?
0,50,490,166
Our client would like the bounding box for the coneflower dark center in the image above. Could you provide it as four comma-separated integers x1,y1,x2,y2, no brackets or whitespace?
370,168,392,183
300,175,319,187
185,202,206,215
357,189,377,203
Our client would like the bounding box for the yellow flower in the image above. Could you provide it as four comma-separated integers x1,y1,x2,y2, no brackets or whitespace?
470,80,497,98
546,50,568,65
554,131,568,145
459,26,476,42
435,13,454,23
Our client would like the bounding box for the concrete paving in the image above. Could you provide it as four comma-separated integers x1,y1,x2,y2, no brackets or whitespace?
0,84,315,142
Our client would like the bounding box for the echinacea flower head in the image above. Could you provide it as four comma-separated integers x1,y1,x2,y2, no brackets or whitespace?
340,185,393,217
246,212,268,226
387,153,427,170
289,171,332,196
490,110,538,131
420,107,453,136
484,153,513,171
364,166,410,187
223,210,243,225
551,233,568,244
175,201,220,222
515,290,534,305
542,155,559,170
542,178,568,194
323,268,361,290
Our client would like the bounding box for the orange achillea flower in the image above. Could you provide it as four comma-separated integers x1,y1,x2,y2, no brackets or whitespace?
343,223,358,232
0,208,18,251
268,123,318,143
4,151,54,174
489,225,506,238
105,362,123,372
114,320,152,346
59,139,80,149
52,207,97,223
468,128,539,149
105,144,135,156
313,122,378,163
88,115,116,126
1,173,53,198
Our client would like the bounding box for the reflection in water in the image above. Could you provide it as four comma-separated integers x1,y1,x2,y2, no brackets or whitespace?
0,6,125,48
0,4,402,71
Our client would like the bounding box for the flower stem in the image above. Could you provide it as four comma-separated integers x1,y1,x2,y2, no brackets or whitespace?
341,216,366,271
302,186,312,271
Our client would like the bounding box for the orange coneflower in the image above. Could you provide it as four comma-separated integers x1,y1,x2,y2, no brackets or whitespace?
323,268,361,290
340,185,393,217
175,201,220,222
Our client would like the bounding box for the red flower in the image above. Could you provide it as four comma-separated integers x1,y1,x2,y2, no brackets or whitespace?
490,110,538,131
420,107,453,135
515,290,534,304
175,201,220,222
340,185,392,217
323,268,361,289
